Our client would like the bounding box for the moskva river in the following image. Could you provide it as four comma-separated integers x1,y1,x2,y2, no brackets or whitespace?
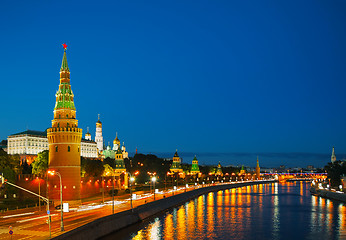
104,182,346,240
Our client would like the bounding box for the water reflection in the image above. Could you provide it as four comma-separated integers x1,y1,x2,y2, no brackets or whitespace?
108,182,346,240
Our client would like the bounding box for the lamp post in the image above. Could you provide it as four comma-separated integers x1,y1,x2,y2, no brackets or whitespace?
129,175,134,210
48,170,64,232
152,176,156,200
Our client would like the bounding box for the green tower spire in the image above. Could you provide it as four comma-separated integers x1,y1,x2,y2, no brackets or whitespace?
61,49,69,71
54,48,76,110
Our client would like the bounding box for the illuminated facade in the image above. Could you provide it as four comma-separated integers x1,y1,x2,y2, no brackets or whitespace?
170,150,183,173
102,133,129,159
240,165,246,175
7,130,97,159
190,156,200,175
47,47,82,202
256,156,260,179
216,162,223,176
95,114,104,153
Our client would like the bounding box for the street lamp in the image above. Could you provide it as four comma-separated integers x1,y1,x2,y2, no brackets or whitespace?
48,170,64,232
152,176,156,200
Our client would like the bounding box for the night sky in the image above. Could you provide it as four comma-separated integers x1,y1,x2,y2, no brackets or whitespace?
1,1,346,167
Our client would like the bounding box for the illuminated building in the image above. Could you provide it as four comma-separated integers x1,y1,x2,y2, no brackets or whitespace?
256,156,260,179
47,46,82,202
113,132,120,151
331,147,336,163
114,148,126,176
85,127,91,141
7,130,97,163
190,156,200,175
215,162,223,176
240,165,246,175
170,150,183,173
102,133,129,159
95,114,104,153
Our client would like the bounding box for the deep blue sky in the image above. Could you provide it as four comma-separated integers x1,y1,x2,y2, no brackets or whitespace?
1,1,346,167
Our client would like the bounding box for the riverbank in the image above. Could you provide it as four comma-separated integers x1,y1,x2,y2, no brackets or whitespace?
310,185,346,203
52,180,276,240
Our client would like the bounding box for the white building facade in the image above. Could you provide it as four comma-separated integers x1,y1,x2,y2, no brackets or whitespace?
7,130,98,158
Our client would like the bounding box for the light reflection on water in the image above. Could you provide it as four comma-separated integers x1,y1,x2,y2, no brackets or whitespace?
105,182,346,240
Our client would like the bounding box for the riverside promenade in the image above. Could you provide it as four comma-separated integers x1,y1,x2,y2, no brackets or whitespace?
53,180,275,240
310,185,346,202
0,180,275,240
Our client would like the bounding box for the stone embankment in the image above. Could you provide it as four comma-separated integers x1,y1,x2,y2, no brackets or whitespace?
310,186,346,202
53,180,276,240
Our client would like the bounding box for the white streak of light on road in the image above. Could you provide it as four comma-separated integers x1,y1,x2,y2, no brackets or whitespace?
2,212,35,218
17,214,58,223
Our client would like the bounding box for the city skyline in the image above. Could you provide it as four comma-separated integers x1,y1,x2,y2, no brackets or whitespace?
1,1,346,167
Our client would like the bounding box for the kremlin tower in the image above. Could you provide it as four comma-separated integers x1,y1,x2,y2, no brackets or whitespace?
256,156,260,179
47,45,82,202
170,150,183,173
95,114,104,153
331,147,336,163
190,156,200,175
216,162,223,176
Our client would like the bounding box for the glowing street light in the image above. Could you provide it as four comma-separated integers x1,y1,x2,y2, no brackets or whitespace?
48,170,64,231
152,176,157,200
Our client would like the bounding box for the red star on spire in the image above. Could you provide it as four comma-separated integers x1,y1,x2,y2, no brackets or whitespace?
62,43,67,49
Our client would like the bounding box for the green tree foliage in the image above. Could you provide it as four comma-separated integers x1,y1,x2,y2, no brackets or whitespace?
31,150,49,175
102,164,114,176
81,157,104,177
0,149,20,177
325,161,346,187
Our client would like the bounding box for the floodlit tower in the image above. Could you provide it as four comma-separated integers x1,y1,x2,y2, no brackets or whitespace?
331,147,336,163
256,156,260,179
95,114,104,152
170,150,183,173
47,44,82,202
216,162,223,176
190,155,200,175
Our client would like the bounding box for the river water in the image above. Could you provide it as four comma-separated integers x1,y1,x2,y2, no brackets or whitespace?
103,182,346,240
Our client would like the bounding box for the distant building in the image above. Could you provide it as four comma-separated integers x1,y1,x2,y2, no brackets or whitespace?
190,156,200,175
331,147,336,163
101,133,129,160
216,162,223,176
256,156,260,179
240,165,246,175
95,114,104,153
170,150,183,173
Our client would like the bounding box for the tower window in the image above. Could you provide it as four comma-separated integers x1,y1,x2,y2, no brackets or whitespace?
66,114,68,118
55,146,58,152
78,147,80,152
59,114,61,119
68,146,70,152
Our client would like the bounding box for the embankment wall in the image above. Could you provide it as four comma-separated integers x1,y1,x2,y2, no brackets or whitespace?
310,186,346,202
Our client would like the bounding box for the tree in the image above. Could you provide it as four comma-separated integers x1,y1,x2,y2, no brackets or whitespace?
31,150,49,175
81,158,104,177
22,160,32,174
325,161,346,187
0,149,21,175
